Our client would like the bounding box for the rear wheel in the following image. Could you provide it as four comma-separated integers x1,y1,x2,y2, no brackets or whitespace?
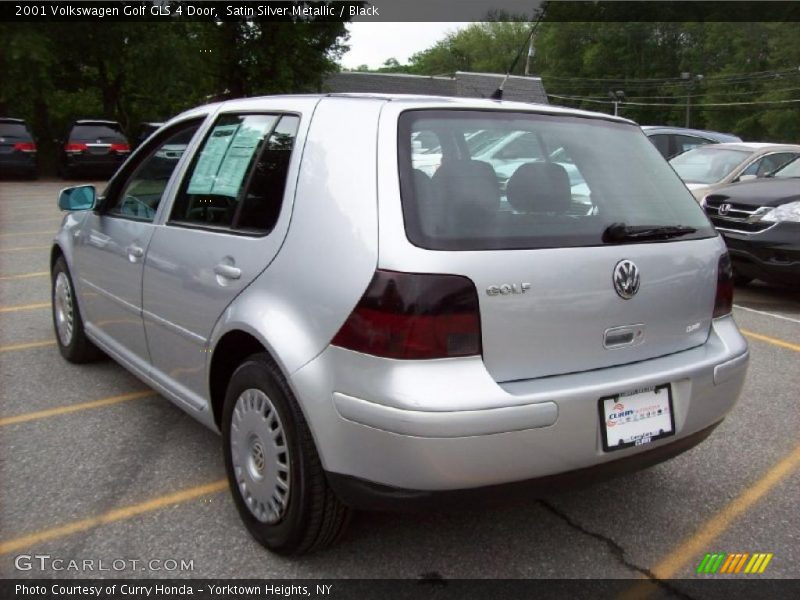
222,354,351,555
51,257,103,363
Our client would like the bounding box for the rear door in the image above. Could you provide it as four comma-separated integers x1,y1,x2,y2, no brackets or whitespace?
390,108,721,382
142,112,302,401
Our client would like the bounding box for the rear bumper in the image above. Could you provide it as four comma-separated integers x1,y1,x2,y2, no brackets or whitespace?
291,316,748,492
721,224,800,285
326,421,720,511
64,154,126,172
0,154,37,174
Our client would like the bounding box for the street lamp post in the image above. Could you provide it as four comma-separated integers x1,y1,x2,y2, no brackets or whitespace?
608,90,625,116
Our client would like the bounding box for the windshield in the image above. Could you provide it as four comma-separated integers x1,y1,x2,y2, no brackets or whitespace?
773,156,800,178
669,146,751,184
399,110,715,251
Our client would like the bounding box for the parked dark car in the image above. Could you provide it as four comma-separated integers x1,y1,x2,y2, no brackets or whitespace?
642,126,742,159
59,120,130,179
702,156,800,287
0,117,37,178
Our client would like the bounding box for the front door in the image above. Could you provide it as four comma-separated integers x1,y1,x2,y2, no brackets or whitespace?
73,120,204,369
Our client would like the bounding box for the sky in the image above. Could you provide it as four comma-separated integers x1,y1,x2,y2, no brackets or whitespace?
339,22,468,70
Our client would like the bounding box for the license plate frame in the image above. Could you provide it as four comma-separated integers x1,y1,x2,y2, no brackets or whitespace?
599,384,675,452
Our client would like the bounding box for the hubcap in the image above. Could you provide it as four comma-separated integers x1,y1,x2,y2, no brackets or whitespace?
54,272,74,347
230,389,291,524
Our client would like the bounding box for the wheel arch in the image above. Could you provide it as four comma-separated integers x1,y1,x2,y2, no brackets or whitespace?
50,243,65,273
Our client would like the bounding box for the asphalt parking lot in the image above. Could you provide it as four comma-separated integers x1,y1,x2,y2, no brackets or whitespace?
0,179,798,587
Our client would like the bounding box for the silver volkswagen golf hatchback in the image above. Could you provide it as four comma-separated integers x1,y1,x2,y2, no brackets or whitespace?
51,94,749,554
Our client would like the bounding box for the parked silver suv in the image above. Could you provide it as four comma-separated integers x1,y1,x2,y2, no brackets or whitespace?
51,94,749,555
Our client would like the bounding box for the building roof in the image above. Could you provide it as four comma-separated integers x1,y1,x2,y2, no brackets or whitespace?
324,71,548,104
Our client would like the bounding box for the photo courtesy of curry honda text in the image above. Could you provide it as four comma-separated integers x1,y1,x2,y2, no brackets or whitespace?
50,94,749,555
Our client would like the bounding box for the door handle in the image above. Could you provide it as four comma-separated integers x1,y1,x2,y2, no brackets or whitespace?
127,245,144,261
214,263,242,280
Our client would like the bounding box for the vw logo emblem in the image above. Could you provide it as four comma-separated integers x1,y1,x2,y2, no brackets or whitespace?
613,260,640,300
718,203,732,216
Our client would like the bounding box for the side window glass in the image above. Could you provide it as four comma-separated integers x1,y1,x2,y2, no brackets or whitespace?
759,152,797,176
107,122,201,222
648,134,671,158
170,114,280,228
235,115,300,234
741,158,761,177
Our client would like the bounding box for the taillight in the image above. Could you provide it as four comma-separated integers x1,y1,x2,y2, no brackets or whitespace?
331,269,482,359
110,143,130,153
713,253,734,318
13,142,36,153
65,142,88,153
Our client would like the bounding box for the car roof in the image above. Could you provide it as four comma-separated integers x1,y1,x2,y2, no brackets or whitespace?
171,93,638,127
71,119,122,126
695,142,800,152
641,125,741,142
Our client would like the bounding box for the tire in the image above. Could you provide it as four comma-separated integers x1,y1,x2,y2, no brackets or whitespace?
51,257,103,363
222,354,351,555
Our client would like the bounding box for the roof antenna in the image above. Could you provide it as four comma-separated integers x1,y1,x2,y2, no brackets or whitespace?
490,3,549,100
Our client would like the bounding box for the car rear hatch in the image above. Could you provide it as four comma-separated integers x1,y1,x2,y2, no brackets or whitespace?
0,120,31,156
385,107,722,382
69,122,127,155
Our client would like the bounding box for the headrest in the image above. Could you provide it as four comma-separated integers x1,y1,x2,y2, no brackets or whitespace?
432,160,500,212
506,162,571,213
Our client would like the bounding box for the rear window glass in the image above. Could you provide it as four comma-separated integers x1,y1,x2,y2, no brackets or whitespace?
0,122,31,138
399,110,715,251
69,124,126,140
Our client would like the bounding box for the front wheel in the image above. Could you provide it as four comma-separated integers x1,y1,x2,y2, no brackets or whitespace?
51,257,103,363
222,354,351,555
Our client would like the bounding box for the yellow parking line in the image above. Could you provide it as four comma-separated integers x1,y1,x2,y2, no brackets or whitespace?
0,479,228,555
0,302,50,313
0,339,56,353
0,230,53,237
1,217,61,225
620,442,800,595
0,245,50,253
0,271,49,281
741,329,800,353
0,390,155,427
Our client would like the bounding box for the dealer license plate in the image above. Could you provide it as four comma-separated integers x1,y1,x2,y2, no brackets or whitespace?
599,384,675,452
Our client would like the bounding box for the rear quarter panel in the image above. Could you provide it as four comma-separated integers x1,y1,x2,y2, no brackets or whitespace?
207,96,384,377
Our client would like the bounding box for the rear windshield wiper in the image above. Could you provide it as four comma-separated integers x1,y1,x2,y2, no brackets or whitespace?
602,222,697,244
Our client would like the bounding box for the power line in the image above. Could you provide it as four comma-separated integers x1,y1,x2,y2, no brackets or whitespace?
558,85,800,101
547,94,800,108
540,66,800,85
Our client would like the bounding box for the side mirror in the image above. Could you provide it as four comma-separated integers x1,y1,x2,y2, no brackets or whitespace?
738,174,757,182
58,185,96,211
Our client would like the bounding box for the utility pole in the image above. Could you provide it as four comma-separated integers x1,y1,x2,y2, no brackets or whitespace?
681,72,704,128
524,35,534,76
